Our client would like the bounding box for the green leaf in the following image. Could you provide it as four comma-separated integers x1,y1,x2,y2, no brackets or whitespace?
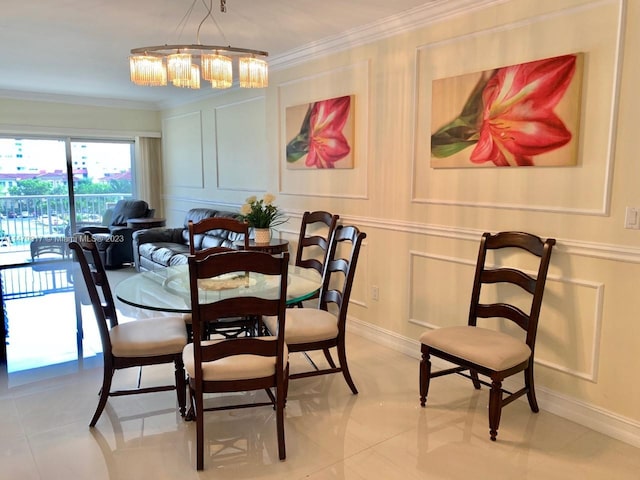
431,140,477,158
286,134,309,163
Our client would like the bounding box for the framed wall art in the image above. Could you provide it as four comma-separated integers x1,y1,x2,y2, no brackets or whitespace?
430,53,584,169
285,94,355,170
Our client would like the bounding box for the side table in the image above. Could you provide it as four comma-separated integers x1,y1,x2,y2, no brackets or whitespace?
234,238,289,255
127,217,166,230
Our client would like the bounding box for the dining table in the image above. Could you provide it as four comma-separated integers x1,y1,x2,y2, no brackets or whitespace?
114,263,322,313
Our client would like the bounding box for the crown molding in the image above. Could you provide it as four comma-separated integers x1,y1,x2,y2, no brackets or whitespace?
270,0,507,69
0,88,159,111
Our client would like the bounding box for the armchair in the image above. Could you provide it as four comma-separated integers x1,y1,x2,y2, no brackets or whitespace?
79,199,154,269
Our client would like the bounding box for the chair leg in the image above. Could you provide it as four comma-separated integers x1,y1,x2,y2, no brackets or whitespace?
195,386,204,470
470,369,481,389
90,367,114,427
337,338,358,394
185,382,196,421
419,349,431,407
276,364,288,460
524,362,539,413
488,379,503,441
323,348,337,368
265,387,276,408
174,356,186,417
284,367,290,406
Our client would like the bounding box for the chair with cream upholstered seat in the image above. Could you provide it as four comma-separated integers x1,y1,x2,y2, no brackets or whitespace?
183,249,290,470
69,233,187,427
264,224,366,394
419,231,555,442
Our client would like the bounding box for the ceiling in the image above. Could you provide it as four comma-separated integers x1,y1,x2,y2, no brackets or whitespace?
0,0,481,109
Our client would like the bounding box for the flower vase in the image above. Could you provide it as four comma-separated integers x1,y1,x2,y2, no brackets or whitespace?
254,228,271,244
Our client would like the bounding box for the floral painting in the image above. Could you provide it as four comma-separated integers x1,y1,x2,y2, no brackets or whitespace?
286,95,355,169
430,53,583,168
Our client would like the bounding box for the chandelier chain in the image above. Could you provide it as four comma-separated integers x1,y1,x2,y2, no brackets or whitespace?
197,0,228,46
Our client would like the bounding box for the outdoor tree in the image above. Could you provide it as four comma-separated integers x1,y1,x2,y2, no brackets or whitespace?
8,178,53,196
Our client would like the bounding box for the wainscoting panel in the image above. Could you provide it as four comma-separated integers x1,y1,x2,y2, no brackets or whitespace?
215,97,268,192
162,111,204,189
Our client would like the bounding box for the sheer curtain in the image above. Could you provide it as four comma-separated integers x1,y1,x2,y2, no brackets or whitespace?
135,136,163,216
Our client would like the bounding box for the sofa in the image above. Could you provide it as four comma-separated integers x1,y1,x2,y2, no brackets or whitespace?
79,199,154,269
132,208,246,272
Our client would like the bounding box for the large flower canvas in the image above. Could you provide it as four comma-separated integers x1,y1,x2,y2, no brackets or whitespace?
286,95,355,169
430,53,584,168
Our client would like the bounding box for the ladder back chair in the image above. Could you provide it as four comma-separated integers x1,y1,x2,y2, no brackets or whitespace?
183,249,290,470
291,211,339,308
419,231,555,441
187,216,249,255
294,210,339,274
186,217,253,338
69,233,187,427
264,225,366,393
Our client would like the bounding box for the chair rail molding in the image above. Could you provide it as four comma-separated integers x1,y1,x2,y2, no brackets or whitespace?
325,214,640,264
159,200,640,264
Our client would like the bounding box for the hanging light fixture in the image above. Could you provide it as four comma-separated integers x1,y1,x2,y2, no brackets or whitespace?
129,0,268,90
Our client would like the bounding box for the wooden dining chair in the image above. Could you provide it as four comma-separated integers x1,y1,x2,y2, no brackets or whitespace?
187,216,249,255
68,233,187,427
186,217,253,338
295,211,340,274
264,225,366,394
183,250,290,470
290,211,339,308
419,231,555,441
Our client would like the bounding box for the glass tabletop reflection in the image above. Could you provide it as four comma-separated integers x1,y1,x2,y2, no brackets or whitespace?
114,264,322,313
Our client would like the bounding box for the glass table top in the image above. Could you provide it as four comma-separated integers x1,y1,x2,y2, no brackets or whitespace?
114,264,322,313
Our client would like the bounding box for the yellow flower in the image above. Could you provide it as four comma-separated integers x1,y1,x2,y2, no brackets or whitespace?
263,193,276,205
239,193,287,228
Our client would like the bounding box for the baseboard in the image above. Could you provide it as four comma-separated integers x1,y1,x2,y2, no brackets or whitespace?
347,317,640,448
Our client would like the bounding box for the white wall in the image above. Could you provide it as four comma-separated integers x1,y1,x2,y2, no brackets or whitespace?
159,0,640,446
0,97,161,138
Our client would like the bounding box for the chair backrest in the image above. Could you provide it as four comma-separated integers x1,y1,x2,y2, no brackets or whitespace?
318,225,366,328
468,231,555,351
109,199,152,226
295,211,340,275
188,250,289,380
187,217,249,255
68,233,118,357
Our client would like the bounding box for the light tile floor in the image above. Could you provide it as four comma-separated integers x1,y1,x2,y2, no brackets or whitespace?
1,332,639,479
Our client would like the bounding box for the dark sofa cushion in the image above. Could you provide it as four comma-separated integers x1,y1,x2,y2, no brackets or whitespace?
110,199,150,226
180,208,244,249
138,242,190,268
133,207,245,271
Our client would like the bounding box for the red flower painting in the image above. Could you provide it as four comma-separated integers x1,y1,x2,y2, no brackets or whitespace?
286,95,354,169
431,54,582,167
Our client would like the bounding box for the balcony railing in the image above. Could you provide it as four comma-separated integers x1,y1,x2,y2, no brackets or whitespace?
0,193,131,250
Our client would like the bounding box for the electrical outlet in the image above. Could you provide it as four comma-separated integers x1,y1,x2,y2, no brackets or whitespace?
371,285,379,301
624,207,640,229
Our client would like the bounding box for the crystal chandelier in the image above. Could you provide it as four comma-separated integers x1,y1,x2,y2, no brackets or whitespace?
129,0,268,90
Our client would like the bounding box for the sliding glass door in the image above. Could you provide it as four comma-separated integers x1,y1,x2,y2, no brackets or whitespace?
1,135,135,378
